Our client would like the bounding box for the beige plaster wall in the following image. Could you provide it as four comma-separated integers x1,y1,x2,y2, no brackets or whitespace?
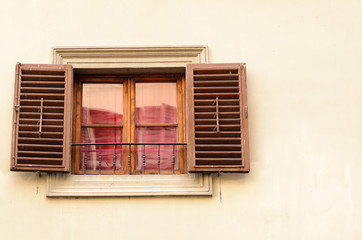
1,0,362,239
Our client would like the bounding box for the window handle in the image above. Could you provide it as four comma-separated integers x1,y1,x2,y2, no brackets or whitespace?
39,98,43,135
216,97,219,133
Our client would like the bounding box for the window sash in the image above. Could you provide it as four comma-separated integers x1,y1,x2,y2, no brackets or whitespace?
72,74,186,175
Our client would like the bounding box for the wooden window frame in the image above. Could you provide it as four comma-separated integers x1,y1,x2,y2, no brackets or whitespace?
72,74,186,175
47,46,212,197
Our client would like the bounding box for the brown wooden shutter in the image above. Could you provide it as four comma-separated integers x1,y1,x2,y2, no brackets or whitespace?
11,63,72,172
186,63,249,173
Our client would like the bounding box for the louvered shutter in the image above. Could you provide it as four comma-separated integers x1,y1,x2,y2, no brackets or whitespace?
11,63,72,172
186,63,249,173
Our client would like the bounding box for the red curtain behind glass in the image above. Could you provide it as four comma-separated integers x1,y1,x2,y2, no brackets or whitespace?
82,105,176,171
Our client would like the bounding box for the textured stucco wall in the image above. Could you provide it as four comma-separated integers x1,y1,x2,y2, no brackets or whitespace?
1,0,362,239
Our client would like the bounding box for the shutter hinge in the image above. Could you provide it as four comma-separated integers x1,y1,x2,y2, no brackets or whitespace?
244,106,248,119
14,105,20,111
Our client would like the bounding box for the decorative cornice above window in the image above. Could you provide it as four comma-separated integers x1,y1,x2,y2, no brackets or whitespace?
52,46,208,69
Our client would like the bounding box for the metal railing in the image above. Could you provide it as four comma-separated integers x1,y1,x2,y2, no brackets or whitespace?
72,142,186,175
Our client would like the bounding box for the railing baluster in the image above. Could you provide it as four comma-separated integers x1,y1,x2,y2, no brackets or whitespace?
142,145,146,174
98,145,102,175
72,142,187,175
113,145,116,175
172,145,175,174
128,145,131,174
158,145,161,174
84,145,87,175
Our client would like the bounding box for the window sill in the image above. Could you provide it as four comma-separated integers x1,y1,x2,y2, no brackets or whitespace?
46,173,212,197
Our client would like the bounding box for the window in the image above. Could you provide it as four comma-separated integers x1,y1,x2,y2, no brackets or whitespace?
10,46,249,196
72,74,186,175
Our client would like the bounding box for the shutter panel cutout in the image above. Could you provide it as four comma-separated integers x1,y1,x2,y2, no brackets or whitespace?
186,63,249,173
11,63,72,172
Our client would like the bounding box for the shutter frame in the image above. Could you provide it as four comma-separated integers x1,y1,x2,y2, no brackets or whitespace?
186,63,249,173
11,63,73,172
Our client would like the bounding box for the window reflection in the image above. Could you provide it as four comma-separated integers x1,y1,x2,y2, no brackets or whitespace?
81,84,123,171
135,83,178,171
80,82,178,172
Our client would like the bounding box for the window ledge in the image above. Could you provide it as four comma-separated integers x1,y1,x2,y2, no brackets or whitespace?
46,173,212,197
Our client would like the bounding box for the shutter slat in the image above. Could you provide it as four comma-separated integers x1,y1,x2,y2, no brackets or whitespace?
11,63,72,172
195,125,240,131
18,151,63,158
18,131,63,138
21,81,65,88
193,164,243,168
20,106,64,113
194,74,239,80
193,68,239,74
18,137,63,145
194,80,239,87
195,139,242,145
18,144,63,152
195,118,241,125
20,93,64,100
21,70,65,75
17,157,64,165
194,99,239,106
21,75,65,80
195,151,241,158
195,106,240,112
195,112,240,119
187,63,249,173
194,87,239,93
194,92,239,99
195,132,241,138
20,99,64,106
21,87,65,94
195,159,242,165
196,144,241,151
19,112,64,119
19,119,63,125
19,125,64,132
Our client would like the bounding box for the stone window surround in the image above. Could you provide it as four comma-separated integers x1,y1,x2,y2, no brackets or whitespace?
47,46,212,197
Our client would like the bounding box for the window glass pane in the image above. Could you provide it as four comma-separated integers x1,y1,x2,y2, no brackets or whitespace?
81,83,123,172
80,127,123,171
136,83,177,124
135,127,177,171
82,84,123,125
